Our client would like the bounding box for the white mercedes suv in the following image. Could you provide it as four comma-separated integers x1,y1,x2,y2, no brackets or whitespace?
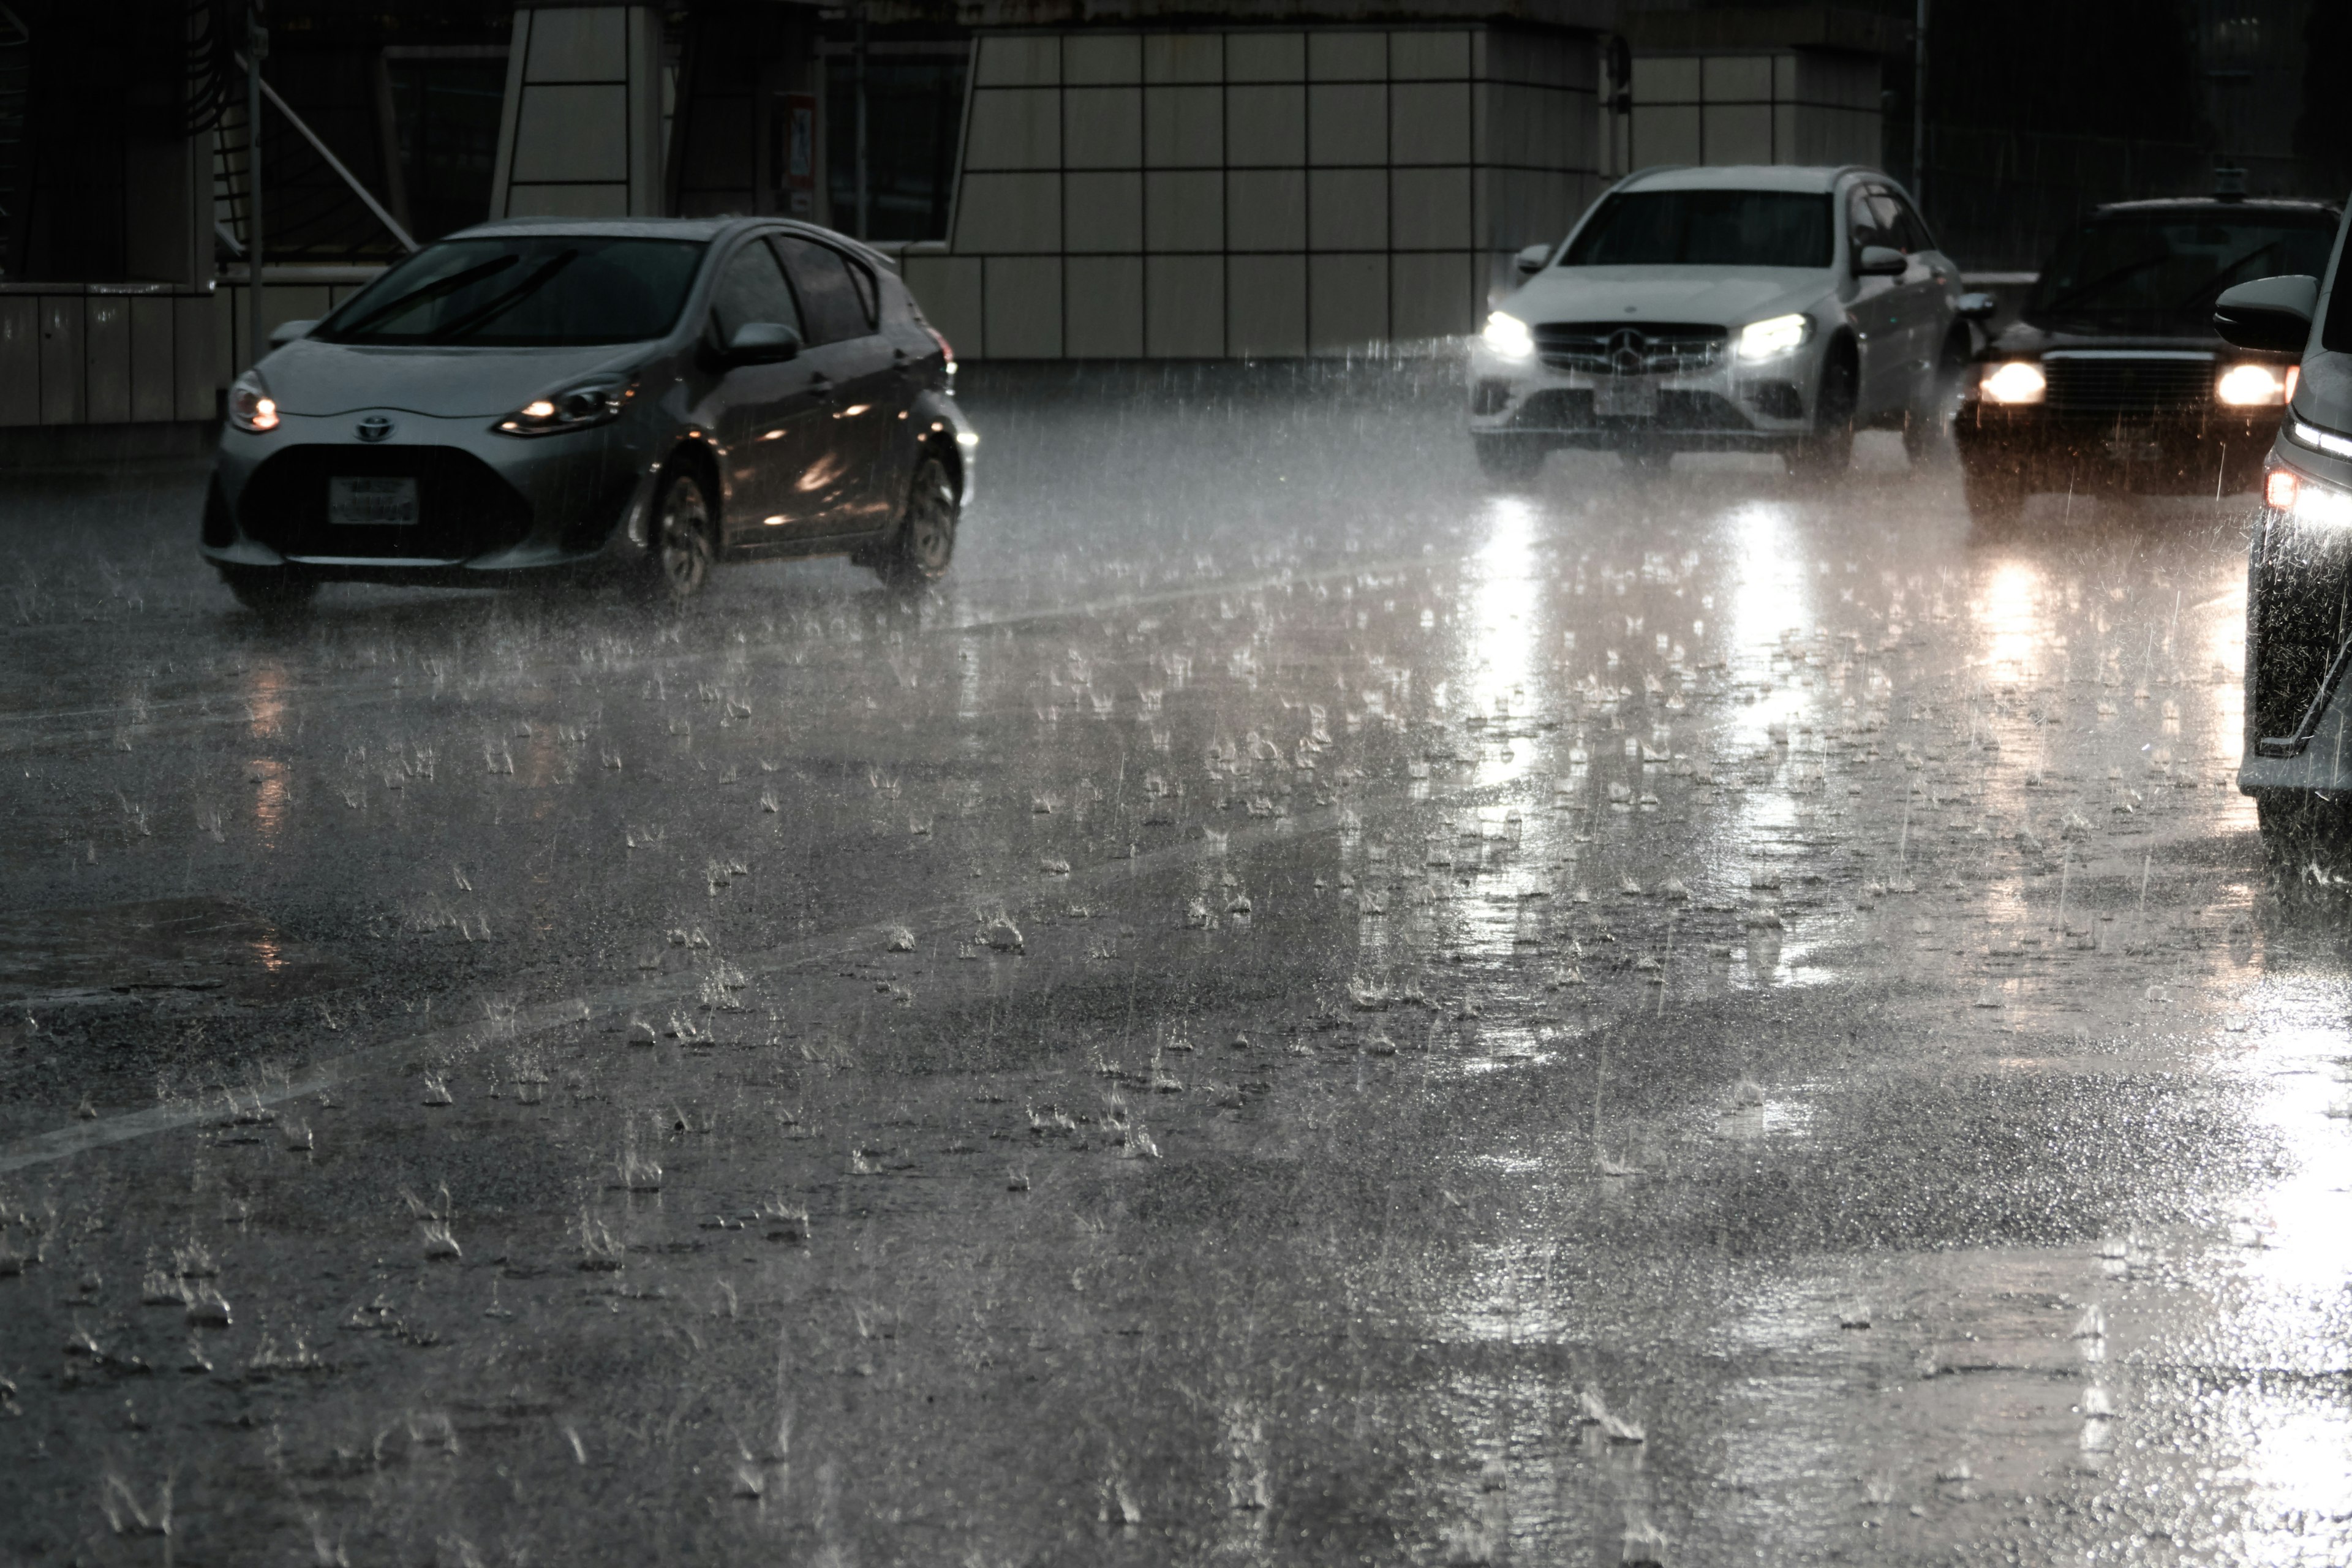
1469,164,1978,481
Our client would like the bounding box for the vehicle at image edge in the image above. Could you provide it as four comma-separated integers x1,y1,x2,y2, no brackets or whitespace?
200,216,974,612
2212,199,2352,842
1468,164,1975,482
1957,192,2339,526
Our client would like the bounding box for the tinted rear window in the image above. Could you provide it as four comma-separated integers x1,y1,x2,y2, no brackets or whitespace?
317,236,707,347
1562,190,1833,270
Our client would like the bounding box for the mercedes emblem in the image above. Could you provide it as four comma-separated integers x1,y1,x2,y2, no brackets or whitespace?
356,415,396,443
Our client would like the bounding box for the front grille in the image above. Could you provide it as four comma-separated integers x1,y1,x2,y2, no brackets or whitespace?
238,446,533,562
1536,321,1728,375
2041,356,2214,413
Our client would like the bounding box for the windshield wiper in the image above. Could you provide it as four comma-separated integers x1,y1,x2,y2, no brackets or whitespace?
423,250,580,342
2173,243,2283,313
336,255,519,337
2034,251,2171,317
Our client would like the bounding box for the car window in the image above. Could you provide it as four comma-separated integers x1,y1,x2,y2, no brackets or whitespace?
315,235,706,347
1885,191,1937,253
1847,189,1890,254
2029,212,2339,333
1867,192,1928,254
775,236,875,345
709,237,804,345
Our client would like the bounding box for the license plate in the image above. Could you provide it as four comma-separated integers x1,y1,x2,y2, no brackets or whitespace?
328,476,419,526
1596,376,1657,418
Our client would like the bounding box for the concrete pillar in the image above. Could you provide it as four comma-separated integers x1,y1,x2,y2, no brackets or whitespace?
489,5,668,219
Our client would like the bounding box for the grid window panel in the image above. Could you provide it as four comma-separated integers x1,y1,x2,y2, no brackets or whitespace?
1703,103,1773,164
1309,254,1387,352
1145,34,1222,85
1389,31,1469,81
1632,105,1701,167
1146,170,1225,252
1226,31,1305,83
985,257,1063,356
1227,169,1307,251
525,9,627,83
954,172,1061,253
1145,85,1224,168
964,88,1063,170
1308,31,1385,81
1065,172,1144,252
1391,167,1470,249
1065,87,1144,169
1147,255,1224,356
1308,83,1387,167
902,255,984,359
1227,85,1306,167
1392,251,1475,339
974,36,1060,87
1227,254,1306,355
1064,34,1140,85
1390,82,1471,166
1630,55,1699,104
1066,257,1144,356
1702,55,1773,102
1309,168,1387,251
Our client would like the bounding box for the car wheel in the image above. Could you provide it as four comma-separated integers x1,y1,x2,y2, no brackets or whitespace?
1472,434,1545,483
217,564,315,619
1789,350,1856,480
639,467,715,605
877,454,958,586
1904,331,1971,464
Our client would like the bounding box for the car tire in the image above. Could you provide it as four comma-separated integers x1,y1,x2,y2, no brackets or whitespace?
1904,331,1971,465
1473,435,1545,484
1961,457,2027,527
875,453,958,587
1789,350,1856,480
217,564,315,619
636,466,715,605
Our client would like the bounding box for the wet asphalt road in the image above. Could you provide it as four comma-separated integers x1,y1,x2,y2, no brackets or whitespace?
2,364,2348,1566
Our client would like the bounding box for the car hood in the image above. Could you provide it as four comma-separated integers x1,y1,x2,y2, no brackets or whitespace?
1500,266,1828,330
256,341,652,419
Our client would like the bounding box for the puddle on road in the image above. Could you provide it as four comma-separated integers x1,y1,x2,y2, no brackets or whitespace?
0,896,346,1012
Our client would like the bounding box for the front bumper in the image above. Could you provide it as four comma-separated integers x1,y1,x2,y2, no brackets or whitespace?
200,407,661,582
1955,402,2278,492
1466,341,1820,450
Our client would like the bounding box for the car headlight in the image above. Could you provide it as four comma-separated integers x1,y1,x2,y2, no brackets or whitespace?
1981,361,2046,405
1734,313,1811,361
1481,312,1536,361
2270,467,2352,527
228,369,279,433
493,373,636,437
2216,362,2287,407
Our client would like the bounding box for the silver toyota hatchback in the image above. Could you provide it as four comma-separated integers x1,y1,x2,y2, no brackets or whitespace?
200,217,974,611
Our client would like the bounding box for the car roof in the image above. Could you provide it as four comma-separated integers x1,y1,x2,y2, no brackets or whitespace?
2092,197,2340,221
1619,165,1872,195
443,216,898,271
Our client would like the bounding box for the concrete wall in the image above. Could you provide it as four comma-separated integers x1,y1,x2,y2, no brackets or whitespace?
0,287,223,427
901,26,1602,360
1629,50,1879,170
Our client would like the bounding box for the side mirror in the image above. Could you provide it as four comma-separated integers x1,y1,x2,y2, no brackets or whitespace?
1955,292,1997,322
1855,246,1907,277
726,322,803,363
1515,243,1553,277
2214,274,2318,353
269,318,317,348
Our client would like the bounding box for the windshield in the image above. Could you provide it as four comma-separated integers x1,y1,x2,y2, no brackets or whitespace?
314,235,707,347
2026,213,2336,333
1561,190,1833,270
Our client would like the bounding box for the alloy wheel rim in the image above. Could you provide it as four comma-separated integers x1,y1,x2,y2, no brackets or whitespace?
660,484,709,592
907,478,953,571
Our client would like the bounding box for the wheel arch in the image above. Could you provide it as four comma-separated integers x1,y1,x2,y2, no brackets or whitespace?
654,437,725,540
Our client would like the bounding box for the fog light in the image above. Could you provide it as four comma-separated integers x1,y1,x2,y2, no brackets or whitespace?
1981,361,2046,405
2217,363,2286,407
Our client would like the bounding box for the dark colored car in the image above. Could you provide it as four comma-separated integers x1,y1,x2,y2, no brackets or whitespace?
1955,195,2339,524
201,217,974,611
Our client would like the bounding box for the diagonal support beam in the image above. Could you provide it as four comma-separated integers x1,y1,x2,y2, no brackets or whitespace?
236,51,418,254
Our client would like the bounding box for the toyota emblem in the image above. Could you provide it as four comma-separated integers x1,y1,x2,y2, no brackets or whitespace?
356,415,396,443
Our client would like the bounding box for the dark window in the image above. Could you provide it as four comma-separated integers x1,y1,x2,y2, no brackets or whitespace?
823,53,969,242
710,237,804,343
1868,190,1931,253
315,235,707,346
384,53,507,243
2027,211,2338,333
775,235,874,344
1885,191,1937,253
1563,190,1833,270
1848,189,1889,253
